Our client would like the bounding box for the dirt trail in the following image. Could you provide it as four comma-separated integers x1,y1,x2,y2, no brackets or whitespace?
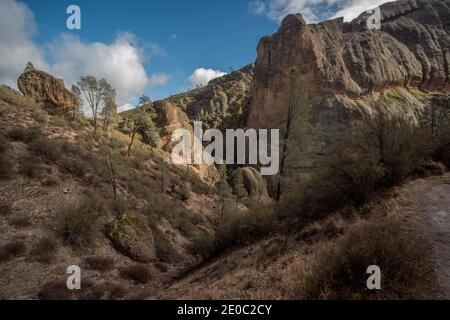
420,175,450,299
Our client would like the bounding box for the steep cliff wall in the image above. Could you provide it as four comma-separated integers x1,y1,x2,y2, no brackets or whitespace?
248,0,450,133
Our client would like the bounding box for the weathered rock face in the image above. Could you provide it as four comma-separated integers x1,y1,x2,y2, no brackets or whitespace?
148,100,219,184
107,212,156,263
153,100,192,150
235,167,268,198
248,0,450,131
156,64,254,130
18,70,77,110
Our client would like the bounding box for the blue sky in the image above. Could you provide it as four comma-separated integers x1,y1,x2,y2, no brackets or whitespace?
0,0,390,110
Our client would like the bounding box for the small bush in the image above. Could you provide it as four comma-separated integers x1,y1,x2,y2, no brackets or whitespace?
414,160,446,177
298,221,433,299
61,156,85,177
9,214,31,228
119,264,152,284
39,280,72,300
0,241,26,262
18,160,41,178
41,176,60,187
0,133,8,153
59,196,104,249
30,136,61,162
30,237,58,263
0,154,13,179
0,203,12,216
84,256,115,271
188,231,215,259
152,226,181,263
8,127,40,143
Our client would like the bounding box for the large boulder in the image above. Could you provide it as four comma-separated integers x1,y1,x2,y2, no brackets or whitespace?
18,69,77,110
235,167,268,199
107,212,156,263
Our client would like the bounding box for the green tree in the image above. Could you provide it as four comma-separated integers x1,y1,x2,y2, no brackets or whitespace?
24,61,35,73
139,95,151,106
159,160,170,193
100,90,120,131
232,168,247,200
276,68,319,201
71,85,82,120
74,76,114,134
217,164,232,217
123,107,159,156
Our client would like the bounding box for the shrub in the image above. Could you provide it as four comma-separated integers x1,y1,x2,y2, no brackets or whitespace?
9,214,31,228
61,156,85,177
39,280,72,300
59,196,104,249
119,264,152,284
8,127,40,143
0,241,26,262
0,133,8,153
18,159,41,178
0,154,13,179
178,183,192,201
188,231,215,259
414,160,446,177
41,176,60,187
84,256,114,271
0,203,12,216
298,221,433,299
30,237,58,263
152,226,181,263
30,136,61,162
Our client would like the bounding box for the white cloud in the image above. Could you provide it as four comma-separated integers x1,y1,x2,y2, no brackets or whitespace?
250,0,391,23
0,0,170,109
118,103,135,112
331,0,391,22
249,1,266,15
148,73,171,86
189,68,226,87
0,0,48,87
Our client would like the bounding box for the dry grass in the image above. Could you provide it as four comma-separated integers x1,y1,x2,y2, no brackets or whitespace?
119,264,152,284
29,237,58,264
84,256,115,271
290,219,433,300
0,241,26,262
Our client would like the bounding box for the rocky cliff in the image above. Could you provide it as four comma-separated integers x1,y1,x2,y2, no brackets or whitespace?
248,0,450,134
155,64,254,130
18,69,77,110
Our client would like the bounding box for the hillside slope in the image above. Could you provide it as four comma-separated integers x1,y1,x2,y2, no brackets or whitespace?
0,82,221,299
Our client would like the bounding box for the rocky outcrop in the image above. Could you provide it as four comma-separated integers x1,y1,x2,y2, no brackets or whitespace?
153,100,192,151
156,64,254,130
18,70,77,110
248,0,450,131
235,167,268,198
107,212,156,263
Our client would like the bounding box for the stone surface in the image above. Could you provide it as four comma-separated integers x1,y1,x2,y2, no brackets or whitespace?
154,64,254,130
248,0,450,131
107,212,156,263
233,167,269,198
18,70,77,110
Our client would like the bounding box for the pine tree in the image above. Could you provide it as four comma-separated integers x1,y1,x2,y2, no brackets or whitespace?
218,164,232,217
276,68,319,201
232,168,247,200
24,62,35,73
124,107,160,155
159,160,170,193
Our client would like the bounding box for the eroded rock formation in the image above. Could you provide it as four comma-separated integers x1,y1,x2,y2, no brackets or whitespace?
18,70,77,110
248,0,450,131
